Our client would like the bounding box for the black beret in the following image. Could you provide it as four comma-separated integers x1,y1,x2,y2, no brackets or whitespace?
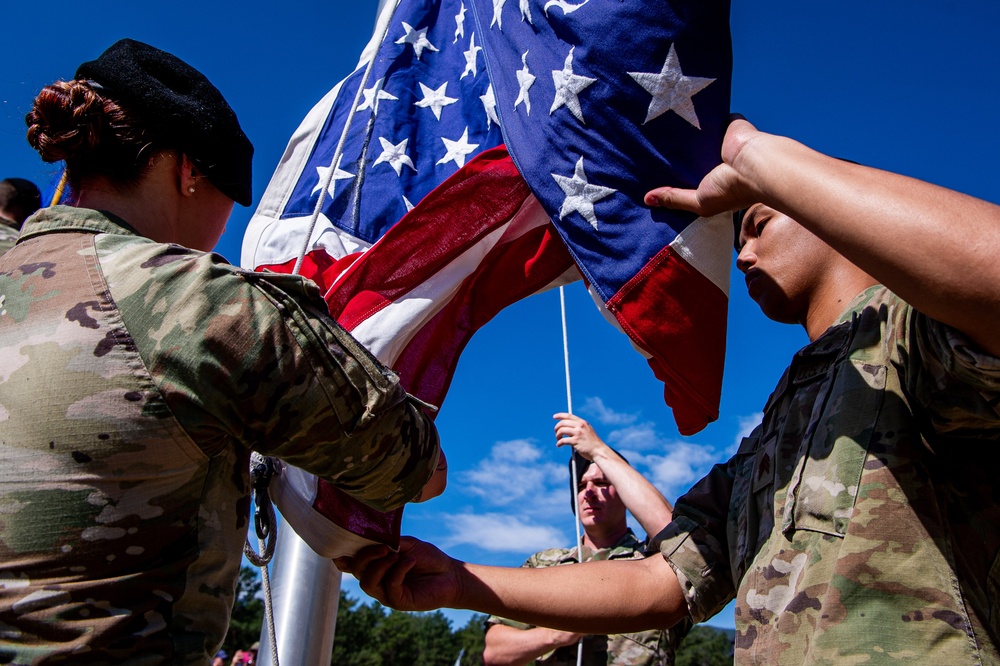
76,38,254,206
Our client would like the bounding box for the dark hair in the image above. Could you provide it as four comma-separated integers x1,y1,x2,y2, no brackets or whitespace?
0,178,42,228
25,79,158,194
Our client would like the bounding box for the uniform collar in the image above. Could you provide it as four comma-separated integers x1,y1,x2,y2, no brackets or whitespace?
17,205,143,243
576,527,641,560
834,284,885,326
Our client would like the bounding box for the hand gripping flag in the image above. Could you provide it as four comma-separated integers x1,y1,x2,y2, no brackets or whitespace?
242,0,732,557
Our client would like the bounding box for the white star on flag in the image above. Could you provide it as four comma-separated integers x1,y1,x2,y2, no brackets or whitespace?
550,47,596,123
543,0,589,17
552,156,617,230
437,127,480,168
520,0,533,23
491,0,507,29
396,22,439,60
629,43,715,128
462,33,483,79
454,2,467,42
514,51,536,114
311,157,355,198
415,82,458,120
480,85,501,128
356,77,398,114
373,137,417,176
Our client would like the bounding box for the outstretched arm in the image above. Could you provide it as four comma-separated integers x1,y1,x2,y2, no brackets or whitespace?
554,413,673,539
335,537,687,635
646,118,1000,357
483,623,583,666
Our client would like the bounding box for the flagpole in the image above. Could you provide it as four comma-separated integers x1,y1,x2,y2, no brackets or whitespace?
255,3,391,663
256,524,341,665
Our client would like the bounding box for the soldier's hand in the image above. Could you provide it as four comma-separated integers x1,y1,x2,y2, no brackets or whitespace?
335,537,462,612
554,413,608,461
644,115,761,217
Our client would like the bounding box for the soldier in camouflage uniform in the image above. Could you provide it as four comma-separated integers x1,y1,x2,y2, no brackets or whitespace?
0,178,41,257
0,40,442,665
483,415,687,666
339,117,1000,665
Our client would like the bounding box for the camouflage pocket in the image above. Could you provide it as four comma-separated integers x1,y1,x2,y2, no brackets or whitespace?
785,358,886,538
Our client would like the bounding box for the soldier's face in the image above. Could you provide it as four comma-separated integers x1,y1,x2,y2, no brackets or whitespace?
576,465,626,530
736,204,837,325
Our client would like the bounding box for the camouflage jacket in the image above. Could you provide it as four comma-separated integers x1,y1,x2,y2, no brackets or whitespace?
0,207,440,665
654,286,1000,664
487,530,686,665
0,221,17,258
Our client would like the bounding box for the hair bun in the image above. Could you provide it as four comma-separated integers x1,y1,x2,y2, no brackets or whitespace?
26,80,108,164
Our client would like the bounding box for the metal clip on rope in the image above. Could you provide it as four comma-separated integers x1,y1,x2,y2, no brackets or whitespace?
244,452,281,666
244,453,278,567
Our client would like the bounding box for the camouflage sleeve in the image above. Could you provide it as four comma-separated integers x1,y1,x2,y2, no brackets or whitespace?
98,239,439,512
650,451,740,624
896,298,1000,440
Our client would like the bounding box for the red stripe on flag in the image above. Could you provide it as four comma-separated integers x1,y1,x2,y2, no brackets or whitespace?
390,222,574,408
312,484,402,549
326,147,535,328
607,244,727,436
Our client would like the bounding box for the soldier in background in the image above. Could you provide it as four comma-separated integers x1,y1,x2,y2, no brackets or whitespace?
340,117,1000,664
0,39,443,664
0,177,41,256
483,414,688,666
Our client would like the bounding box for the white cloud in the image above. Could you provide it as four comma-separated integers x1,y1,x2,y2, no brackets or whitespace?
731,412,763,455
636,442,718,500
491,438,543,464
605,422,665,453
458,439,567,512
441,513,566,553
580,396,638,426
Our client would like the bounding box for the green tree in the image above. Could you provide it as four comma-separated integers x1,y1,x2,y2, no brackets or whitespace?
674,626,734,666
452,614,488,666
330,591,387,665
376,608,459,665
223,566,265,656
332,591,471,665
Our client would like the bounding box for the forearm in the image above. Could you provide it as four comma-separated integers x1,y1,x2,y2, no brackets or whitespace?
456,555,686,635
483,624,578,666
590,451,673,538
736,133,1000,353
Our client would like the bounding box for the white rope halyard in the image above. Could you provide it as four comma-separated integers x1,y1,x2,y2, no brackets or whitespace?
558,285,585,666
244,453,280,666
291,1,401,277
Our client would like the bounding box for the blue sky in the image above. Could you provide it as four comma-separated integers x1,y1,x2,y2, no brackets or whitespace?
4,0,999,634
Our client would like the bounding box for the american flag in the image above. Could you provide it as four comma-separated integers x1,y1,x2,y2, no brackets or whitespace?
242,0,732,556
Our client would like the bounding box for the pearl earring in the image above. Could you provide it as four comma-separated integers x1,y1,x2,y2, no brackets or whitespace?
188,187,196,194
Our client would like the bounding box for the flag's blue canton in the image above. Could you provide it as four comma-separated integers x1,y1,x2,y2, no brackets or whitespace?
284,0,730,301
469,0,731,300
283,0,504,244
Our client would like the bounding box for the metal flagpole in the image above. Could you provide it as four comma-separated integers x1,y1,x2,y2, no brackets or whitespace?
256,523,341,665
255,3,393,663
